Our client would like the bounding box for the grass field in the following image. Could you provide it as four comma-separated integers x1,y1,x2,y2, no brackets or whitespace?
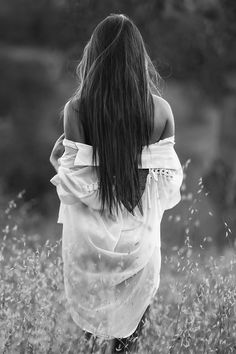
0,192,236,353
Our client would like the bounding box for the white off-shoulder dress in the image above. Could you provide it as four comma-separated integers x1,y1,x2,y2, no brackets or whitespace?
50,135,183,339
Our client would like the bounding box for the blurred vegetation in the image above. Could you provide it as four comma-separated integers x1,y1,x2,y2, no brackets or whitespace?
0,195,235,353
0,3,236,351
0,0,235,97
0,0,235,247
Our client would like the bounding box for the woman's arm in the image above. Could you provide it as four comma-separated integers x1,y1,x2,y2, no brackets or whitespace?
63,99,85,142
49,133,65,172
50,98,85,172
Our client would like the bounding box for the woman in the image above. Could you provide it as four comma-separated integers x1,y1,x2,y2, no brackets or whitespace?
50,14,183,353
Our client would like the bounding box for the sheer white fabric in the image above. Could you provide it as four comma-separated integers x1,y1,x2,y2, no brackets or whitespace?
50,135,183,339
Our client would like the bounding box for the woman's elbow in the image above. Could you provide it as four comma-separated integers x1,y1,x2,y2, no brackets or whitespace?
49,152,59,172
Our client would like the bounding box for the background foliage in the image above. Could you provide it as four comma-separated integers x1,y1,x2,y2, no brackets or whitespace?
0,0,235,247
0,2,236,352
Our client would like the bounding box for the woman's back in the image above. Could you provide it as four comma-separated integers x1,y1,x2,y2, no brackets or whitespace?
63,94,175,207
63,94,174,146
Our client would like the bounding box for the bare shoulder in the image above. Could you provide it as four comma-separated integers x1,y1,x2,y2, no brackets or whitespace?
152,95,175,139
63,97,85,142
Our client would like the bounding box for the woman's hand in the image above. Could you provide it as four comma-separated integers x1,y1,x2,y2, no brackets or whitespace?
50,133,65,172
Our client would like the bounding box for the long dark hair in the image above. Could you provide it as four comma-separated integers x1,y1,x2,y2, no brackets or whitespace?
69,14,162,216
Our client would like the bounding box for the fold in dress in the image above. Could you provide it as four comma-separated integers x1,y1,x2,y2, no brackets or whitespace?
50,135,183,339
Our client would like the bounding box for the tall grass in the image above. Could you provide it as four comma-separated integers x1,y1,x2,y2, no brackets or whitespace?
0,167,235,353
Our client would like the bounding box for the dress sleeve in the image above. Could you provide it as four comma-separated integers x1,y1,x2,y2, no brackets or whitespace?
156,167,184,213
